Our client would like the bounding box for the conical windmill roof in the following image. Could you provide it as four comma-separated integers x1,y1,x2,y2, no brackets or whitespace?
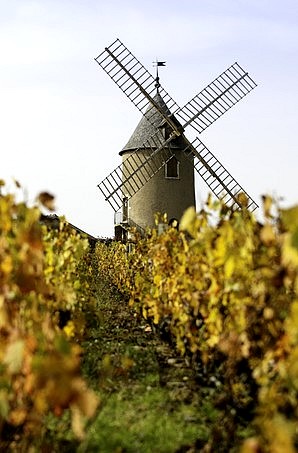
120,91,181,155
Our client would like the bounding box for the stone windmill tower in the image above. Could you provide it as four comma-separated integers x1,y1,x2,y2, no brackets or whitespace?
95,39,258,238
120,79,195,232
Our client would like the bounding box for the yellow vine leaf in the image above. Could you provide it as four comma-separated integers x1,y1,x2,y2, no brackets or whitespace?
280,205,298,233
224,256,235,279
260,224,276,245
282,234,298,267
9,408,27,426
64,321,75,338
1,255,13,274
4,340,25,374
153,274,162,286
214,235,226,266
263,415,296,453
262,195,273,218
179,206,197,236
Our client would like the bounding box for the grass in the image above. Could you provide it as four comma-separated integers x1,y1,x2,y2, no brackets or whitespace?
79,389,208,453
76,279,219,452
40,275,254,452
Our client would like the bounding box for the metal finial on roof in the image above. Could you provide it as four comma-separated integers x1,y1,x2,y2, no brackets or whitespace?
153,60,166,91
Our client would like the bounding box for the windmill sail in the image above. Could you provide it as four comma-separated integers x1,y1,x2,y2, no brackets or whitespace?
98,132,175,211
182,137,258,211
95,39,259,215
176,62,257,134
94,38,181,135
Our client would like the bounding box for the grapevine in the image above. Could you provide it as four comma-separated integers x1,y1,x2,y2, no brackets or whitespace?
95,195,298,450
0,181,98,448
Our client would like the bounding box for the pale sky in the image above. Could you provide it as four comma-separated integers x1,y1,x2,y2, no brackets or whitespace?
1,0,297,237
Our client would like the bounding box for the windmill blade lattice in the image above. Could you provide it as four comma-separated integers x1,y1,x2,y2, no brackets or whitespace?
98,132,175,211
94,38,182,134
95,39,259,215
176,63,257,135
182,137,258,211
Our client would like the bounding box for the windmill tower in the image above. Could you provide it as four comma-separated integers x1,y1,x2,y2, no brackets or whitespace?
120,73,195,231
95,39,258,237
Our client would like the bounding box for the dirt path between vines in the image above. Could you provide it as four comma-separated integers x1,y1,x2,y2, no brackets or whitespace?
76,280,243,453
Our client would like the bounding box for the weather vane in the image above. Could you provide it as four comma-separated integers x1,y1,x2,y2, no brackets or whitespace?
153,59,166,90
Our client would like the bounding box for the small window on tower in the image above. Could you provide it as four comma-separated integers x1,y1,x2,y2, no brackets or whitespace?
165,156,179,179
161,125,170,140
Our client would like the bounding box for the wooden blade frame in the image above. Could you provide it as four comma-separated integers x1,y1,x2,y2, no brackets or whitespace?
95,39,182,136
176,62,257,134
182,137,258,211
98,131,176,211
95,38,259,212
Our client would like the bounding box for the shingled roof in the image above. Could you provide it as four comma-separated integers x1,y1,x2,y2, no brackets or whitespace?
120,91,181,155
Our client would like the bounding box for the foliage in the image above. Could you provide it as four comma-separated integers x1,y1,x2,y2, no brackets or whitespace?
0,181,98,448
95,195,298,451
43,218,96,338
96,240,131,297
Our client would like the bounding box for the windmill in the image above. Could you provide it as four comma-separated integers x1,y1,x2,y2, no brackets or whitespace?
95,39,258,236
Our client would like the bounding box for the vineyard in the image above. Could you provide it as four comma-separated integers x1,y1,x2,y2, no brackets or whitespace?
1,181,298,452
